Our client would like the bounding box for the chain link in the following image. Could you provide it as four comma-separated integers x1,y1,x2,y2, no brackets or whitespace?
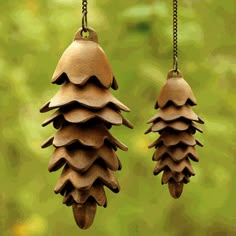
173,0,178,71
82,0,88,32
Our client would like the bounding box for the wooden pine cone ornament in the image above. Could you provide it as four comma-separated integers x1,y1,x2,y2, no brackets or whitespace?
40,28,133,229
145,70,204,199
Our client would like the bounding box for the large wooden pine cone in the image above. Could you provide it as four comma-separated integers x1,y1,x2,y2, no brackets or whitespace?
40,28,133,229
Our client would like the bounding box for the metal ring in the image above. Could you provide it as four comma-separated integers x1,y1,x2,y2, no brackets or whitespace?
82,13,88,32
173,56,178,72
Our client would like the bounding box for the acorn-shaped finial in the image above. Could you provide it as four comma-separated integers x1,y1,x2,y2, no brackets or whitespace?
40,28,133,229
145,70,204,198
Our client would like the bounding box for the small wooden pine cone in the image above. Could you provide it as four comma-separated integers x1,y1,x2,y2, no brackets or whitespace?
146,70,204,198
40,28,133,229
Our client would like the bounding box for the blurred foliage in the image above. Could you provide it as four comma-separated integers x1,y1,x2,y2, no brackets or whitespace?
1,0,236,235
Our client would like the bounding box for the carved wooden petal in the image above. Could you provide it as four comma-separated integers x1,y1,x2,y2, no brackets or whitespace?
155,77,197,109
153,145,199,162
153,157,195,176
41,123,128,151
148,132,203,148
152,145,168,161
145,120,190,134
42,106,133,129
51,38,118,90
63,183,107,207
168,146,199,162
48,145,121,173
54,164,120,194
72,200,97,230
161,170,190,184
192,123,203,133
145,121,204,135
147,105,204,124
52,73,118,91
40,82,130,113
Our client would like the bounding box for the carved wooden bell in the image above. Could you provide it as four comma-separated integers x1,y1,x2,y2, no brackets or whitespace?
40,28,133,229
145,70,204,199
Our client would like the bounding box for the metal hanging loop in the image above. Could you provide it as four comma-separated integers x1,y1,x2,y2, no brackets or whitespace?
173,56,178,73
173,0,178,72
82,0,88,32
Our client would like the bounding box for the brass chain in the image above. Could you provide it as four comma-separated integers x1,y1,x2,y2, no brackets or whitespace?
82,0,88,32
173,0,178,71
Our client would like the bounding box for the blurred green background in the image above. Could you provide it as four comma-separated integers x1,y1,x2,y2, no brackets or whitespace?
1,0,236,235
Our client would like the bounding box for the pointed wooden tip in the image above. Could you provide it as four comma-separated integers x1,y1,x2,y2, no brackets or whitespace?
168,181,184,199
41,136,54,149
72,200,97,229
112,76,119,90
